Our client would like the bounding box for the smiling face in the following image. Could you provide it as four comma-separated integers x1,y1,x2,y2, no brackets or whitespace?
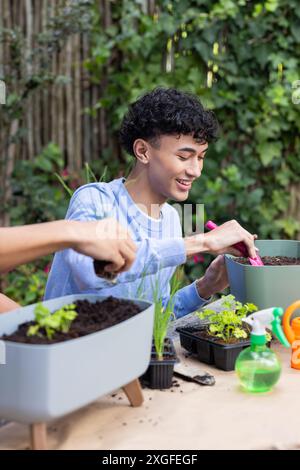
133,134,208,202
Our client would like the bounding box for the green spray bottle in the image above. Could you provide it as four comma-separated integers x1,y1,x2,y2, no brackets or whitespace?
235,307,290,393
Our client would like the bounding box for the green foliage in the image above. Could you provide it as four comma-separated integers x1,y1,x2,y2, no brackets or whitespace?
3,263,49,305
27,302,77,340
0,0,95,227
8,143,67,225
85,0,300,280
0,0,93,121
196,294,258,342
0,1,118,305
55,162,109,198
153,299,174,360
2,0,300,303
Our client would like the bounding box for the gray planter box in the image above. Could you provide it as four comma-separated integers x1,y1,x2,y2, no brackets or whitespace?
225,240,300,310
0,294,154,424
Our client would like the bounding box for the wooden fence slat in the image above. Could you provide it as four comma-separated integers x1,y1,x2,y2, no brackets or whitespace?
25,0,34,160
82,33,91,164
0,0,112,172
65,33,75,170
74,32,82,172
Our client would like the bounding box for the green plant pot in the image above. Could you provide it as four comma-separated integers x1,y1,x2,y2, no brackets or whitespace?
225,240,300,310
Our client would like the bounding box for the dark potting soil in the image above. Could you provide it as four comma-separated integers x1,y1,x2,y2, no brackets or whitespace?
1,296,141,345
235,256,300,266
93,259,117,281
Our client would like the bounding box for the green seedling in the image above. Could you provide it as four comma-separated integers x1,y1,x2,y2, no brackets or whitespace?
27,303,77,340
195,294,270,343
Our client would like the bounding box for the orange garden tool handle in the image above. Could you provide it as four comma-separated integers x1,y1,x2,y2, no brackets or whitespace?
283,300,300,344
283,300,300,370
291,340,300,370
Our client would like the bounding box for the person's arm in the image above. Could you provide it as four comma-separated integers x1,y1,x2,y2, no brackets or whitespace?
172,255,229,318
0,219,136,274
63,185,187,290
0,294,20,314
64,186,258,291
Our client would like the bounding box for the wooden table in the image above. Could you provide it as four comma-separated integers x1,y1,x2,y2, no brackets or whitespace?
1,301,299,450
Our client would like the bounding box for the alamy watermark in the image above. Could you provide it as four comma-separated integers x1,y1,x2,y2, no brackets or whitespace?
0,80,5,104
94,198,205,240
0,341,6,365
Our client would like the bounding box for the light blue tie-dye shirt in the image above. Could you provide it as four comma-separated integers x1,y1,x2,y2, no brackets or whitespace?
44,177,209,318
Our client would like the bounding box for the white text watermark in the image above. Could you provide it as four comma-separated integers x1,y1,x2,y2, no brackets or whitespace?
292,80,300,105
0,341,6,365
0,80,6,104
93,199,205,239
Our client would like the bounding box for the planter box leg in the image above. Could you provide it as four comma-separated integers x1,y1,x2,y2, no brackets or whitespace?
30,422,47,450
123,378,144,407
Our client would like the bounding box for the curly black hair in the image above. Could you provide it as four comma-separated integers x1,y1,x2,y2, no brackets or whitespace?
119,87,219,157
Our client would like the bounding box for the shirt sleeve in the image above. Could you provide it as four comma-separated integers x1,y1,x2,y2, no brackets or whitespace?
63,184,187,291
171,281,212,319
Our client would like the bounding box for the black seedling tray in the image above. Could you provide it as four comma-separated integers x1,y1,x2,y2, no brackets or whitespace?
177,326,251,371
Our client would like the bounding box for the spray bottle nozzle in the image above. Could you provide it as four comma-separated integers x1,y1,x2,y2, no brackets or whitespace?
273,307,284,320
243,307,290,347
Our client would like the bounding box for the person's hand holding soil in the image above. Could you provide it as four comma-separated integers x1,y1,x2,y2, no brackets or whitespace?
71,218,137,275
0,218,136,275
0,218,137,313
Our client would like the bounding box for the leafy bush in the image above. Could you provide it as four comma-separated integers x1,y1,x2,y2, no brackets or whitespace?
9,143,68,225
2,263,50,306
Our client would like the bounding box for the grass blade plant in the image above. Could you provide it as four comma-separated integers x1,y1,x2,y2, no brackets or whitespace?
152,267,183,360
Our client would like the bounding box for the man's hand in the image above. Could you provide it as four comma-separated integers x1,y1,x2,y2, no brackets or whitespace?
196,255,229,300
0,219,137,275
72,218,137,275
185,219,258,259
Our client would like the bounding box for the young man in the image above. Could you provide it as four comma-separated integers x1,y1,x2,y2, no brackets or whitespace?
0,218,136,313
45,88,257,318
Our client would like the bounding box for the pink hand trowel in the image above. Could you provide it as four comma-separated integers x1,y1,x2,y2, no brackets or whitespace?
205,220,264,266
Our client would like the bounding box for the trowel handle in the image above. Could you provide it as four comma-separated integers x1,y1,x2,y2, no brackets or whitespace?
205,220,248,257
283,300,300,345
205,220,218,230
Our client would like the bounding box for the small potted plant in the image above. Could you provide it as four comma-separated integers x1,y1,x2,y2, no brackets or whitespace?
0,294,154,449
140,272,181,389
225,239,300,310
141,297,179,389
177,295,271,371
